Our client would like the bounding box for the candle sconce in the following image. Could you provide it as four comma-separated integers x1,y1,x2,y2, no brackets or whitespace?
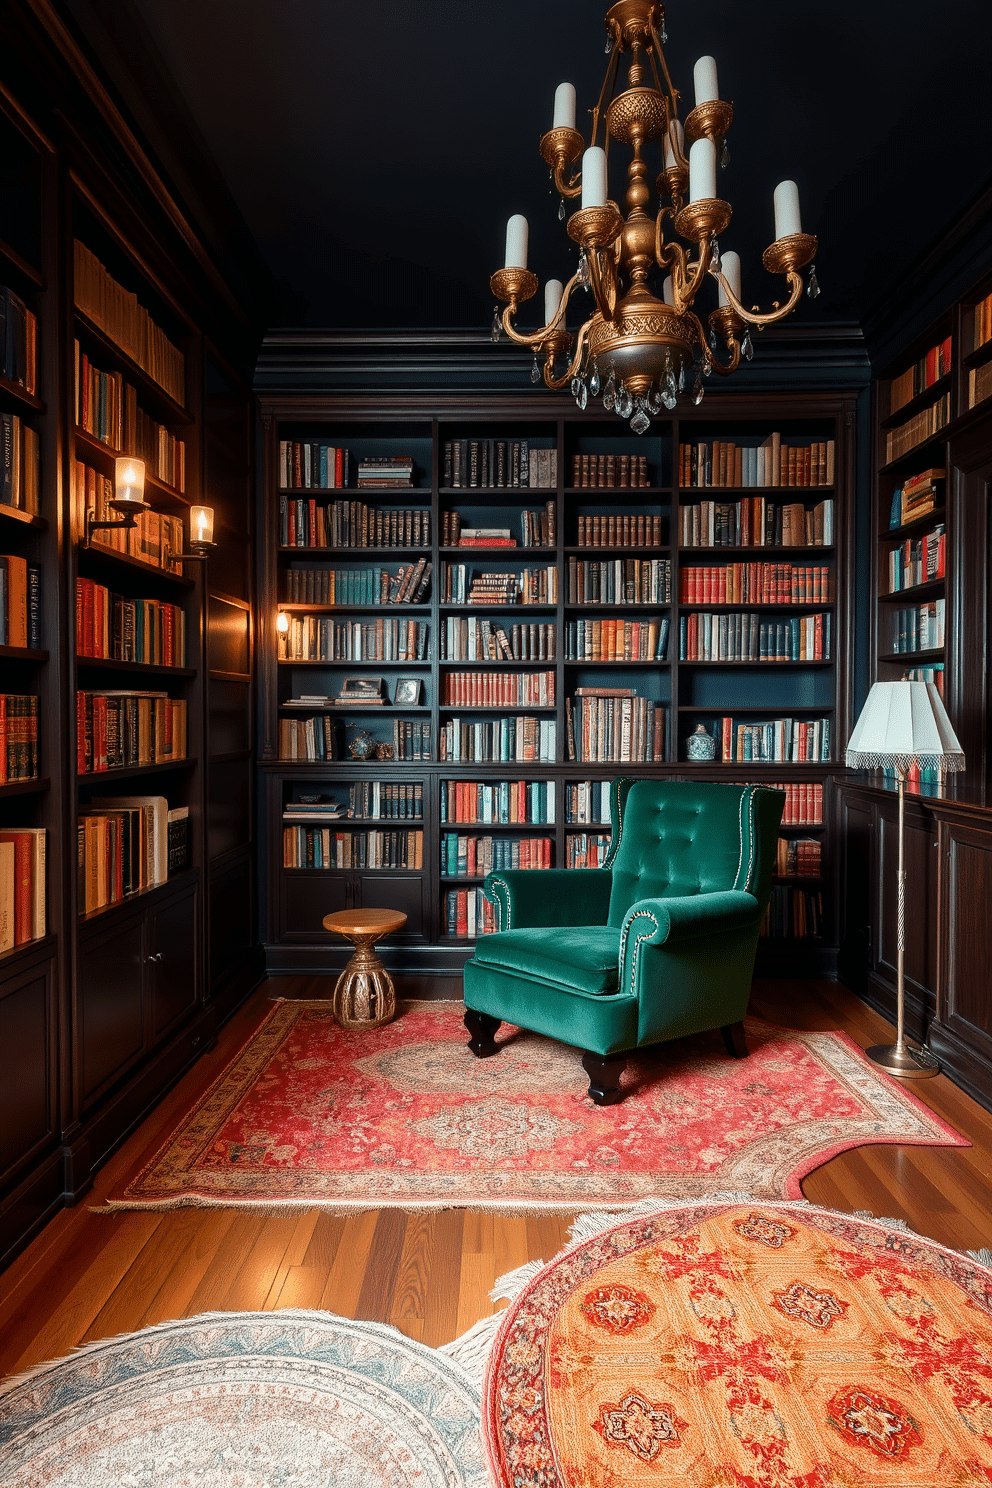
165,505,217,564
84,458,152,546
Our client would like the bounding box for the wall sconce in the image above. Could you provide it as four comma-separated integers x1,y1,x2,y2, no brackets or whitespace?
276,610,290,634
166,505,217,564
85,458,151,545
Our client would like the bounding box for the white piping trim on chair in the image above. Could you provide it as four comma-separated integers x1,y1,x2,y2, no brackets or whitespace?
619,909,661,998
489,877,511,931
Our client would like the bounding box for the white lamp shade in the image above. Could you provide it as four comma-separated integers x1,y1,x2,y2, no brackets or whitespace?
845,680,965,772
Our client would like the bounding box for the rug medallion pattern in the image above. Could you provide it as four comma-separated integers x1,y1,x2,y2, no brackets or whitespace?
483,1202,992,1486
106,1001,965,1212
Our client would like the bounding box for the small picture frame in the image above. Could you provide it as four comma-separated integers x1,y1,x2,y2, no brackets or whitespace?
394,678,422,706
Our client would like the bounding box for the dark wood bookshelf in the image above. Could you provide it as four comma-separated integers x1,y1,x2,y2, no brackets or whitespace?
73,308,193,426
880,372,953,429
0,504,45,530
0,375,44,414
0,645,48,661
75,656,197,677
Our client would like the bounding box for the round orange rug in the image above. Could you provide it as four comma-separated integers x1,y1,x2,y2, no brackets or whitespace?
483,1201,992,1486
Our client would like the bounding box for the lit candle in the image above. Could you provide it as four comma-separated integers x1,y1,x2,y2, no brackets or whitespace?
688,138,716,203
581,146,608,209
773,180,802,240
504,214,529,270
693,56,719,105
553,82,576,131
665,118,684,170
663,276,675,306
276,610,290,634
114,456,145,505
718,250,741,306
190,505,214,545
544,279,564,325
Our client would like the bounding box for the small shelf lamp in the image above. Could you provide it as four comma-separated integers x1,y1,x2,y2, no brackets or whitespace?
84,458,151,545
166,505,216,563
845,680,964,1078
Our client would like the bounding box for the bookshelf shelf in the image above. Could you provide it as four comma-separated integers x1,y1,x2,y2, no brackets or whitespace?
0,375,44,415
280,546,430,558
77,758,196,780
877,579,945,603
76,866,199,927
677,545,834,557
0,236,44,288
565,545,671,556
678,602,833,613
963,339,992,370
73,308,193,426
878,649,944,664
882,509,947,541
0,505,45,530
879,434,947,475
75,656,197,678
678,660,834,668
277,604,429,616
75,545,195,589
0,777,49,798
0,645,49,661
73,429,190,505
679,705,835,715
881,372,953,429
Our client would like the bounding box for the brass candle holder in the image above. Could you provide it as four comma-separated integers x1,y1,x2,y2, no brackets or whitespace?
684,98,734,145
762,232,818,275
489,266,539,310
566,203,624,249
539,126,585,197
674,198,732,244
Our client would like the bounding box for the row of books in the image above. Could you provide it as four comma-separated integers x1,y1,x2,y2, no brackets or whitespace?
74,241,185,405
0,553,41,647
285,562,431,608
391,720,433,760
77,462,185,575
444,887,496,939
761,886,823,939
888,467,944,529
75,580,186,667
974,291,992,351
0,285,39,394
346,781,423,819
969,361,992,410
438,717,556,763
278,715,335,761
76,691,187,773
885,526,945,592
0,827,45,950
885,391,951,464
443,440,556,489
440,504,556,548
565,833,611,869
439,779,556,825
440,617,555,662
440,565,557,605
775,838,822,876
565,616,669,662
564,780,613,825
358,456,414,489
279,498,429,550
282,618,427,663
75,350,186,490
678,612,831,663
77,796,181,914
1,412,40,513
566,557,671,606
890,599,945,653
679,436,835,489
282,827,423,870
905,663,945,697
765,781,824,825
577,514,664,548
571,454,651,488
442,671,554,709
566,693,665,763
889,334,952,415
680,563,833,605
679,499,835,549
441,834,552,877
278,442,351,490
0,694,39,782
712,717,831,763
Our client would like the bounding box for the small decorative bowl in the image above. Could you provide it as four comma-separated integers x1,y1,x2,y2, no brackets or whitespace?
686,723,717,761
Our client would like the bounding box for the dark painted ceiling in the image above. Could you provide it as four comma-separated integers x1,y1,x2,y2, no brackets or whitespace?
95,1,992,329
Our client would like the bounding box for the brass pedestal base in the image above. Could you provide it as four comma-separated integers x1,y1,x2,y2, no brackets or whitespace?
322,908,408,1030
866,1041,940,1079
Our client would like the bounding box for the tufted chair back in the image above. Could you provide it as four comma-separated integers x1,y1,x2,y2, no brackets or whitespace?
605,779,783,928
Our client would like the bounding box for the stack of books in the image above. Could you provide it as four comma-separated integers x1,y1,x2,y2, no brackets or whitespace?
74,348,186,490
457,527,516,548
439,716,556,763
885,392,951,463
74,242,185,404
283,827,423,870
280,562,431,607
565,616,668,662
78,795,170,914
278,441,350,489
679,498,835,548
712,716,831,763
444,887,497,938
886,526,945,591
76,691,187,772
357,455,414,489
891,599,945,653
76,580,186,666
564,781,613,824
889,467,944,528
758,781,824,825
280,616,428,662
347,782,422,819
566,557,671,604
441,566,558,605
280,500,429,549
278,715,335,760
0,826,45,949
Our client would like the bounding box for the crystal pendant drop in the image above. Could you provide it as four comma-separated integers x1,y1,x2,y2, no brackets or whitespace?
741,328,754,361
702,360,712,377
530,354,541,384
558,197,566,221
807,264,821,299
617,384,633,419
663,363,677,400
605,34,613,52
602,370,616,413
589,361,601,396
720,138,730,169
692,372,704,405
490,307,501,343
630,403,651,435
663,390,677,411
577,252,590,288
709,328,718,351
572,377,588,411
647,384,662,416
711,239,720,271
678,362,686,392
660,21,667,41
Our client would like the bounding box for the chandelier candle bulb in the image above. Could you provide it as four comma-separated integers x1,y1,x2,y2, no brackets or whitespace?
581,146,608,208
693,55,720,106
663,275,675,306
553,82,576,130
718,250,741,306
689,137,717,203
544,279,564,324
504,214,529,269
665,118,684,170
774,180,802,240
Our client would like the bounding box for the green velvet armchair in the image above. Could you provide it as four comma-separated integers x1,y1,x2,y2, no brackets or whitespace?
462,779,784,1103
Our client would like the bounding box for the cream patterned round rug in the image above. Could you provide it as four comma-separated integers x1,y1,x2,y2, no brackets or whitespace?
0,1309,485,1487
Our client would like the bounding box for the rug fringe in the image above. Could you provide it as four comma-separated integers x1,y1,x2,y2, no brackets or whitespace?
439,1315,504,1390
567,1190,773,1246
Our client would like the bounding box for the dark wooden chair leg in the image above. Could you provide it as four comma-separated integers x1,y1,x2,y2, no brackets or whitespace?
465,1009,502,1058
721,1020,749,1059
581,1051,628,1105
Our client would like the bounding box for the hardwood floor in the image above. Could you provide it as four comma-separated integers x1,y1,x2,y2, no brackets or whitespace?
2,975,992,1383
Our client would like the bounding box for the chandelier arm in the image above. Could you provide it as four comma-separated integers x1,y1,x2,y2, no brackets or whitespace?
587,245,619,322
708,267,805,327
554,163,584,199
543,318,592,390
654,212,678,273
499,271,584,347
649,24,682,122
679,238,713,308
590,41,623,149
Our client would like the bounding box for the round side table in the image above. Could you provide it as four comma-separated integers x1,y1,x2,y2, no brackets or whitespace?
322,908,407,1029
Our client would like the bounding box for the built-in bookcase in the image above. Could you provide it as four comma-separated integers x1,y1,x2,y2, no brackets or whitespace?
260,393,855,975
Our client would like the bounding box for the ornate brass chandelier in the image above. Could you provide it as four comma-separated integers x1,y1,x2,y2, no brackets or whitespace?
489,0,819,432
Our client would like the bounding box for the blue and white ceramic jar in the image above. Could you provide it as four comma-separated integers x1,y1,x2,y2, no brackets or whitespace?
686,723,717,761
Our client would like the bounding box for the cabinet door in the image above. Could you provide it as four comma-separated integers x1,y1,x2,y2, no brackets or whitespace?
149,887,199,1040
837,792,873,991
77,915,145,1106
355,874,426,939
0,956,56,1185
280,872,350,940
940,819,992,1061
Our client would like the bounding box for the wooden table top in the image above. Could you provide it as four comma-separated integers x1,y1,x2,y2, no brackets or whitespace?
322,908,408,938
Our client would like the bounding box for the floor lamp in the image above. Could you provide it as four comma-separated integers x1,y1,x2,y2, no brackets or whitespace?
845,680,964,1078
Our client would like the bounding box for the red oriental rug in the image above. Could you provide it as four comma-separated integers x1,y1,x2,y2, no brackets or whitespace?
483,1201,992,1487
103,1000,966,1214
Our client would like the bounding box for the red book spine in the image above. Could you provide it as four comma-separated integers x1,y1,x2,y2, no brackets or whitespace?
0,832,32,945
335,448,344,488
0,695,6,786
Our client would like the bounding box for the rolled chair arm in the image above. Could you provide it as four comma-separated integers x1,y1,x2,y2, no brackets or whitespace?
620,891,761,954
484,868,613,931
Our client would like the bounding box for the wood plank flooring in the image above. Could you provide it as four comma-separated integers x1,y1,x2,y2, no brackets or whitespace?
2,975,992,1383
